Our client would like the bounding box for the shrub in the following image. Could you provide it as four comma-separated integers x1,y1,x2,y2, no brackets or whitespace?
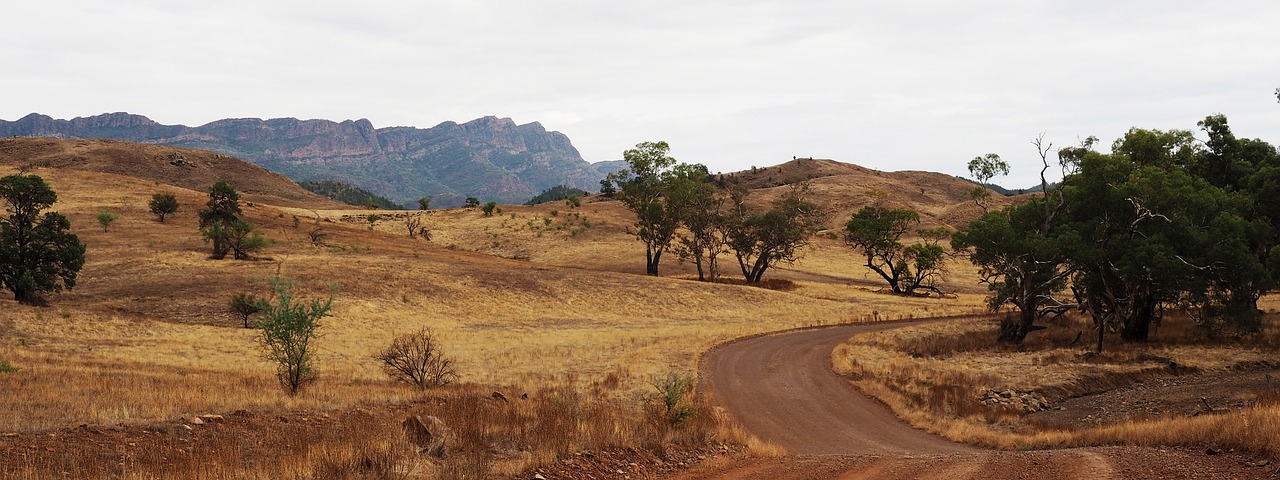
255,277,332,395
229,292,263,328
148,193,179,222
0,360,16,373
96,211,118,232
374,328,458,389
653,372,697,426
481,201,497,217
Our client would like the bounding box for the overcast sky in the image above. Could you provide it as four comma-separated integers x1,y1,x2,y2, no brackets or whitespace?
4,1,1278,188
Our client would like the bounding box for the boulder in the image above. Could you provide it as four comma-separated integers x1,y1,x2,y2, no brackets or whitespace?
403,415,450,458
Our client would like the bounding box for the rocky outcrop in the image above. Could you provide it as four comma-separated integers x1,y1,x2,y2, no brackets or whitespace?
1,112,605,207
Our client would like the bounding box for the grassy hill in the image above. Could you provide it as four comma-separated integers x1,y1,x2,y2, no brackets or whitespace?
0,138,1035,477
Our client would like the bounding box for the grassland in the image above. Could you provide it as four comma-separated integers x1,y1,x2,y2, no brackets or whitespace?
0,162,988,478
834,310,1280,456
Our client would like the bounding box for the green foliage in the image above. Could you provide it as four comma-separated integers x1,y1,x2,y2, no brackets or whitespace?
652,372,696,427
616,141,688,276
566,195,581,208
481,201,497,217
0,175,86,305
845,203,949,295
526,185,588,205
725,184,821,283
96,211,118,232
201,219,266,260
298,180,400,210
148,192,179,222
465,197,480,208
959,119,1280,346
198,181,242,258
0,360,17,373
230,292,263,328
254,277,332,396
417,196,431,210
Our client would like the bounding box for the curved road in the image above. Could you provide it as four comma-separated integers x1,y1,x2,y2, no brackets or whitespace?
689,321,1270,479
700,320,971,456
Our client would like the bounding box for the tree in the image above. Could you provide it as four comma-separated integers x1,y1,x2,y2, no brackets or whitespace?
674,179,727,281
0,175,86,304
417,197,431,211
255,277,332,396
952,136,1085,343
616,141,684,276
230,292,263,328
845,199,950,296
726,184,821,284
149,193,179,222
481,201,497,217
198,181,243,259
404,214,426,238
967,153,1009,212
374,328,458,389
464,197,480,208
96,211,118,232
201,218,265,260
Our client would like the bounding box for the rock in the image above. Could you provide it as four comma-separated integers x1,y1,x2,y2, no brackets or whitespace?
1,433,17,437
187,416,204,425
492,391,508,402
199,414,224,422
534,474,547,480
1206,447,1221,455
403,415,451,458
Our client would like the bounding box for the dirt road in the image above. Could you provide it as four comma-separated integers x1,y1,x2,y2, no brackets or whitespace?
685,321,1271,479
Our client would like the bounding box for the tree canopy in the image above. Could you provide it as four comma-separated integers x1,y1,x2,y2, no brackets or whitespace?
0,175,86,304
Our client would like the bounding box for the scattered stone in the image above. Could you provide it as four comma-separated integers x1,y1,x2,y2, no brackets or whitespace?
199,414,224,422
2,433,17,438
492,391,508,402
186,416,204,425
534,474,547,480
1206,447,1221,455
403,415,450,458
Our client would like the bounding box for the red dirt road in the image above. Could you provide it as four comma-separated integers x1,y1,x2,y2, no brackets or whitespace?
687,321,1272,479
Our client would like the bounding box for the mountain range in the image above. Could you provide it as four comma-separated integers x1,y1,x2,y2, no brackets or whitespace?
0,112,621,207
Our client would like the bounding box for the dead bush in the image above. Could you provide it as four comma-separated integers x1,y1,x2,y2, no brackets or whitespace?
374,328,458,389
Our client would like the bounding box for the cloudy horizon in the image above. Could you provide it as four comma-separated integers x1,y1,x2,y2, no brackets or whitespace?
4,1,1278,189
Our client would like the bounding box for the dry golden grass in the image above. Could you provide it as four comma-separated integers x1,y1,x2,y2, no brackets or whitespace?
834,312,1280,454
0,161,992,477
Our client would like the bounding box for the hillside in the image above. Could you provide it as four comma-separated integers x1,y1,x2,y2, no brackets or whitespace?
0,112,616,207
0,137,342,208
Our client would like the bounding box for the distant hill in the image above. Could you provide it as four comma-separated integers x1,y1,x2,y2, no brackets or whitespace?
297,180,402,209
0,112,619,207
0,137,341,208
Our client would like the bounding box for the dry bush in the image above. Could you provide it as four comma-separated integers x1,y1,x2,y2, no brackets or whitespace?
374,328,458,389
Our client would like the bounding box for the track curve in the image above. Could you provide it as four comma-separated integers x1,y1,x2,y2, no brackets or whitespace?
699,321,976,455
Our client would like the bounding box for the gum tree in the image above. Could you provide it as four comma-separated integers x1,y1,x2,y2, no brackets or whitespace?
0,175,86,305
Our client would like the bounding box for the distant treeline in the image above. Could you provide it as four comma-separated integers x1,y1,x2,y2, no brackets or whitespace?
298,180,402,209
525,185,588,205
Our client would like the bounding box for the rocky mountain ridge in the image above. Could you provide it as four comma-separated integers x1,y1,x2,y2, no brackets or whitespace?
1,112,619,207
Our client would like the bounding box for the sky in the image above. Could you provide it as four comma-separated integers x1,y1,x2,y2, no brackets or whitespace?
4,1,1278,188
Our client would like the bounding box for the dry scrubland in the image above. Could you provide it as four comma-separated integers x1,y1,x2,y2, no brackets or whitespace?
0,163,990,478
835,310,1280,456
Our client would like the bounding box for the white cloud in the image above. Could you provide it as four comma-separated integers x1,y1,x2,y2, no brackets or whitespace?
3,1,1279,189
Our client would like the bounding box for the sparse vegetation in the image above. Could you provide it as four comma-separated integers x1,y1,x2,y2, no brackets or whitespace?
526,185,587,205
254,277,332,396
653,372,697,426
148,192,179,222
481,201,497,217
845,198,949,296
725,183,822,284
373,328,458,389
230,292,263,328
95,211,117,232
298,180,400,210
